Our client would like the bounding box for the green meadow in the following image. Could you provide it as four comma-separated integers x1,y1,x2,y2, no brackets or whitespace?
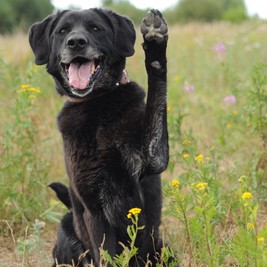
0,21,266,266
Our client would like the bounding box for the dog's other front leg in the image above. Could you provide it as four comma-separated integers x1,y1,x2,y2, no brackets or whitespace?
140,10,169,174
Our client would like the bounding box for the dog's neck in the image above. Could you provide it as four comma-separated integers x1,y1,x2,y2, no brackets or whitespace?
68,69,130,103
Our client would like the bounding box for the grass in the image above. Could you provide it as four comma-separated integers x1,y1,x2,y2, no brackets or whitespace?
0,21,267,266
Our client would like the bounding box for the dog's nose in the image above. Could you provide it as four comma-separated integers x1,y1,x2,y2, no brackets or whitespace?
66,35,88,49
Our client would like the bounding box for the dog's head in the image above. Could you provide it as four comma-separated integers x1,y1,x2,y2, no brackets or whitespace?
29,9,136,98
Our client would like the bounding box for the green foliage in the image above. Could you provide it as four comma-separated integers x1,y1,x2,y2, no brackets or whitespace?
174,0,223,23
102,0,148,26
16,219,45,265
0,0,54,33
0,64,49,227
165,0,248,24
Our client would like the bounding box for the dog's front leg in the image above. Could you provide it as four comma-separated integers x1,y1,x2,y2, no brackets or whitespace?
140,10,169,174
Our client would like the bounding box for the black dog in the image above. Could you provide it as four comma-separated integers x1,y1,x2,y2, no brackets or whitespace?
29,8,169,266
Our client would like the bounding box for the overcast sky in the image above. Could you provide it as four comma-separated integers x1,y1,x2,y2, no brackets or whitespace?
52,0,267,19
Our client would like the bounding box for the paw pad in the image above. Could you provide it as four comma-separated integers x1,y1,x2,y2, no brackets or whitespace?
140,9,168,44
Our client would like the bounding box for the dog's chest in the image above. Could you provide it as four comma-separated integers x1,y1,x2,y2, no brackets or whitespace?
57,96,143,183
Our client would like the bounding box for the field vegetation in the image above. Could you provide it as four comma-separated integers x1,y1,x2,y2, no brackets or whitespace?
0,21,267,266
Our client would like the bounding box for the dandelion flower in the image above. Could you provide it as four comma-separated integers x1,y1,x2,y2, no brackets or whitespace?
171,180,180,187
195,154,203,164
242,192,253,200
127,207,141,219
196,183,208,190
182,153,189,159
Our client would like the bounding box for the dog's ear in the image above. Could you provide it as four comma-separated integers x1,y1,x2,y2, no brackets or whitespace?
115,14,136,57
103,9,136,57
29,14,55,65
29,12,69,65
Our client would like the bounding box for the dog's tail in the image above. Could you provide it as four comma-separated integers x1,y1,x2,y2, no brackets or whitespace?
49,182,72,209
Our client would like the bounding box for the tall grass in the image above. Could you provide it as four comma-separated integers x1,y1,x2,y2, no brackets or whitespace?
0,21,266,266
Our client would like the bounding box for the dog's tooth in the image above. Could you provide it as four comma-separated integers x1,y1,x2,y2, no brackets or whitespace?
91,64,95,75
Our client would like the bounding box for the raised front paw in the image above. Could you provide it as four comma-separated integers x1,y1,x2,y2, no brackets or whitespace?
140,9,168,44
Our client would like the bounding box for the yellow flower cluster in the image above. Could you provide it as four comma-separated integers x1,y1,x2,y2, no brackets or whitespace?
195,154,203,164
171,180,180,187
241,192,253,200
18,84,41,98
195,182,208,190
182,153,190,159
247,223,254,230
127,207,141,219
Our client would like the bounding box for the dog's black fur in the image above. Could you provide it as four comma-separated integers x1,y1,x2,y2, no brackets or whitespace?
49,182,90,266
29,8,169,266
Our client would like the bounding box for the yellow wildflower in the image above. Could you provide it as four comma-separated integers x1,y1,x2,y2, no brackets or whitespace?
226,123,231,129
28,87,41,94
167,106,172,112
233,110,238,115
21,84,30,89
182,153,190,159
195,154,203,164
241,192,253,200
196,182,208,190
247,223,254,230
182,140,191,145
127,207,141,219
257,237,265,243
171,180,180,187
174,75,180,82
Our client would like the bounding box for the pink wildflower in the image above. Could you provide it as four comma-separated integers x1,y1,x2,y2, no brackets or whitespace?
224,95,236,104
214,43,226,54
183,82,195,93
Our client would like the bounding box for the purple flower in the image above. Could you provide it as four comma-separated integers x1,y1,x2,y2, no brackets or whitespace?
214,43,226,54
183,82,195,93
224,95,236,104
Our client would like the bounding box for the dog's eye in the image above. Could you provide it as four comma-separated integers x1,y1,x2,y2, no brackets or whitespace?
59,29,67,35
91,26,100,32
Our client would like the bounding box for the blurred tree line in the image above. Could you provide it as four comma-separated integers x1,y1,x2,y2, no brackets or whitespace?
0,0,54,33
0,0,249,34
103,0,248,25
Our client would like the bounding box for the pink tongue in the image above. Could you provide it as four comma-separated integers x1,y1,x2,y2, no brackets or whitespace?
68,61,94,90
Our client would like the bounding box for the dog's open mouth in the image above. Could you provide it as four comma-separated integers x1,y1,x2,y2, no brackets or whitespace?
61,56,104,97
